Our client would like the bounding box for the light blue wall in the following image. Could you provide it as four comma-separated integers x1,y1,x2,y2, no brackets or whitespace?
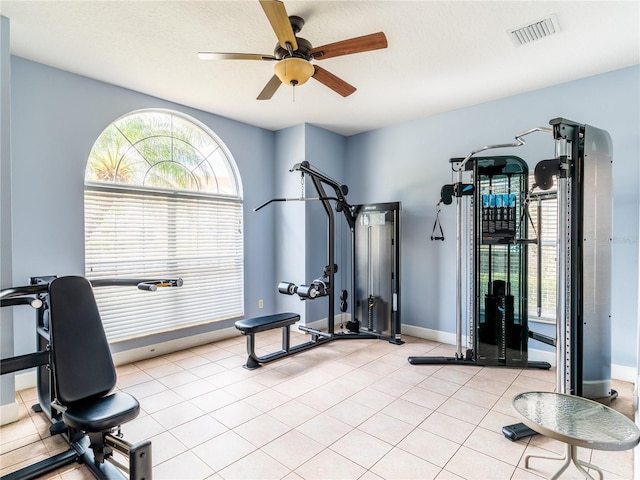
1,15,16,409
303,124,348,324
7,54,639,372
273,125,306,320
272,124,349,324
344,65,640,368
10,57,277,355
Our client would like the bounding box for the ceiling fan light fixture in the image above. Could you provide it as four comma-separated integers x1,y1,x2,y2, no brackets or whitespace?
274,58,314,86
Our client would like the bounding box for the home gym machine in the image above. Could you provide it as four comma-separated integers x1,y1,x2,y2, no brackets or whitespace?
412,119,614,396
235,161,401,369
1,275,182,480
409,128,552,368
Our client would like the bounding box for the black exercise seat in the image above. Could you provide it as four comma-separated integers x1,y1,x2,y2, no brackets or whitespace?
235,312,300,334
47,276,141,463
62,393,140,433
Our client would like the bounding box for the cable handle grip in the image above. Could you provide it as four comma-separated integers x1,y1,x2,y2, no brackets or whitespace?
430,203,445,241
254,197,288,211
254,197,331,212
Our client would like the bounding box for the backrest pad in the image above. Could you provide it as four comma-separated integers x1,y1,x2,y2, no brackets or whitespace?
48,276,116,405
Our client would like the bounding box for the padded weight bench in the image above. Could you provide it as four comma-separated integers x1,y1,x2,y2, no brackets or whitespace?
235,313,302,369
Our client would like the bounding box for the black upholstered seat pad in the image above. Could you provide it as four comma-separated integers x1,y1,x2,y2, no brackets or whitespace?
63,392,139,432
235,312,300,333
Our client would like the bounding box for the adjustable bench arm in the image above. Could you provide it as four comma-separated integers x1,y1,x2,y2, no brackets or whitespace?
0,296,43,309
90,278,183,290
0,284,48,300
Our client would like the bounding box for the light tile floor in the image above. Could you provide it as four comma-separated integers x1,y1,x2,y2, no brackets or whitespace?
0,332,635,479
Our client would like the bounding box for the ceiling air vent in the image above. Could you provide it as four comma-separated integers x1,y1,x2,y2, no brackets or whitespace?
508,14,560,46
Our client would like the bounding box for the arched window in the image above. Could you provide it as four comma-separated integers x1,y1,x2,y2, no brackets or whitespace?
84,110,243,342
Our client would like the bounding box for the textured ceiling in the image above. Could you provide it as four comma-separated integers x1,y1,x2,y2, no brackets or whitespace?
1,1,639,135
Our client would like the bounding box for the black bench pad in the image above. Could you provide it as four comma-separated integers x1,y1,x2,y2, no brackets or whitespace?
63,392,140,432
235,313,300,334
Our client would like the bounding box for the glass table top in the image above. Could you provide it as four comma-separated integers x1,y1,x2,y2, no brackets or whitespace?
513,391,640,451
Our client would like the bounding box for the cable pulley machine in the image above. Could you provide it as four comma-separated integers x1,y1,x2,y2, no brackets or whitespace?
408,117,615,438
411,125,553,368
268,161,402,342
238,161,402,369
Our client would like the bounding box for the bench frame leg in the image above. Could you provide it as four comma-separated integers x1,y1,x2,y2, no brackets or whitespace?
244,350,261,370
243,332,263,369
243,324,335,370
243,325,293,370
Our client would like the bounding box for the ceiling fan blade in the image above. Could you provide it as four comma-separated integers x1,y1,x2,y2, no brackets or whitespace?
257,75,282,100
198,52,276,61
312,66,356,97
311,32,388,60
259,0,298,51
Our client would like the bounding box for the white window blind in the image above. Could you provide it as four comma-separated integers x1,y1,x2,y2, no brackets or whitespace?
85,185,244,342
527,193,557,321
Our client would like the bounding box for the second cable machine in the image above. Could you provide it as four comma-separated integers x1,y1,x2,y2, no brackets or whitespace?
409,124,556,369
409,156,545,368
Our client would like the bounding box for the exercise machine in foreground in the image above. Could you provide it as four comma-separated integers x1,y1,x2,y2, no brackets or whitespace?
235,161,402,369
1,275,182,480
410,118,614,406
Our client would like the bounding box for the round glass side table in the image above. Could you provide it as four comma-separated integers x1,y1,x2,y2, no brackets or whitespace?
513,391,640,480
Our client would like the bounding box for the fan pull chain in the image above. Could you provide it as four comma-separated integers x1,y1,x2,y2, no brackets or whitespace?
283,58,297,102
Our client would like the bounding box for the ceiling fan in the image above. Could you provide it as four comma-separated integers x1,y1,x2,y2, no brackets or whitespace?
197,0,388,100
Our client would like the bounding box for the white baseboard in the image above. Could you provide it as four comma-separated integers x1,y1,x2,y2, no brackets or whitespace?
0,401,19,426
527,349,556,366
112,326,239,366
401,323,467,345
16,370,36,391
4,371,38,395
11,328,240,393
612,364,637,383
299,314,350,333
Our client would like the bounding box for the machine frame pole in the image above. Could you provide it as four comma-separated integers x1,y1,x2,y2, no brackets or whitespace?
455,168,464,358
555,137,571,395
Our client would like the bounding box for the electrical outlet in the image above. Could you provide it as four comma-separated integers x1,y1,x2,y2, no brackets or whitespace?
258,299,264,309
